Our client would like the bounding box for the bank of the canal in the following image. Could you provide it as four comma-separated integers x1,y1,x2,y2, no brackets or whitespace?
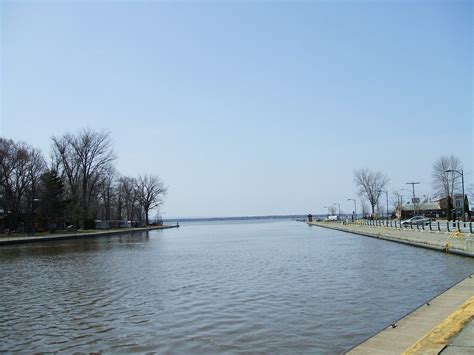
0,225,179,246
308,221,474,257
348,274,474,354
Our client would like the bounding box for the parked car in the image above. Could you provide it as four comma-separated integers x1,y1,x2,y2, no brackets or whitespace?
401,216,431,227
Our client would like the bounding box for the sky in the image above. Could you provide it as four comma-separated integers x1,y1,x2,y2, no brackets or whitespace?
1,0,472,218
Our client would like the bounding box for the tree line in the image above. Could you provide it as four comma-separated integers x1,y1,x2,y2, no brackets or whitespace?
353,155,470,219
0,128,167,232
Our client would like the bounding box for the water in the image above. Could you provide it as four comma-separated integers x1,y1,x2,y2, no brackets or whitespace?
1,220,473,353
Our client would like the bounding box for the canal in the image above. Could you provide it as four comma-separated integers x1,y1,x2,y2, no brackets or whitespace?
1,220,473,353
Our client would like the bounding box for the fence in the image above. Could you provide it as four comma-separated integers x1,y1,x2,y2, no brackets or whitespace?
353,219,473,234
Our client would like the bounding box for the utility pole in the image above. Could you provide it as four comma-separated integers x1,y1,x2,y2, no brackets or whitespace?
406,182,420,217
445,169,465,222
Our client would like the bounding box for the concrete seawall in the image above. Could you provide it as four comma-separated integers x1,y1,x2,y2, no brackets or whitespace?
0,225,178,246
308,221,474,257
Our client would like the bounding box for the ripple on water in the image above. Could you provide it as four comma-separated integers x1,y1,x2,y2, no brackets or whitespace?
0,221,473,353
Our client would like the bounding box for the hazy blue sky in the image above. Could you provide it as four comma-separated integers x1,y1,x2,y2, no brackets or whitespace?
1,0,472,218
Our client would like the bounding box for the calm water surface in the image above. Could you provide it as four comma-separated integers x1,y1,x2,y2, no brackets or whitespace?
1,220,473,353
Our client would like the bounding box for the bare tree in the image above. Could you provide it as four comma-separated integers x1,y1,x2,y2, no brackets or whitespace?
329,205,337,215
391,190,407,219
432,155,463,219
391,191,403,210
24,146,47,231
432,155,463,198
117,176,139,221
135,174,167,225
97,167,116,222
52,129,115,228
51,134,81,224
0,138,16,220
0,138,46,230
354,168,389,216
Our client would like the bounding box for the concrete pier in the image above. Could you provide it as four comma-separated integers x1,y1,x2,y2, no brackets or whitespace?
0,225,178,246
308,221,474,257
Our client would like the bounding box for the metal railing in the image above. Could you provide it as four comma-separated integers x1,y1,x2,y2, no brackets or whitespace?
353,219,473,233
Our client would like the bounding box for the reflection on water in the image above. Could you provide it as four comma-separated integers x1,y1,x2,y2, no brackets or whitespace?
0,221,473,353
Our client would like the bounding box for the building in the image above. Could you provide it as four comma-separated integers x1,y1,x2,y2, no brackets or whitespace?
395,194,469,220
434,194,466,217
396,202,443,219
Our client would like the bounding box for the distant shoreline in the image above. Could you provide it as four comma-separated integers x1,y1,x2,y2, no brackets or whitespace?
163,214,310,223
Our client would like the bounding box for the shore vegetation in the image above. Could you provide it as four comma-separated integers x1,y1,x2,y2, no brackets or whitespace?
0,128,167,233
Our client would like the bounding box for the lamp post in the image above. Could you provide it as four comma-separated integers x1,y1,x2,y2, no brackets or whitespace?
445,169,465,222
347,198,357,220
333,203,340,218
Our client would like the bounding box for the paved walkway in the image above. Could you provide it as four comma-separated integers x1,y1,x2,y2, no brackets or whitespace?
308,221,474,257
0,225,178,246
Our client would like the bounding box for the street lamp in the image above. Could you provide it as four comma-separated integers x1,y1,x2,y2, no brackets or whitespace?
445,169,465,221
333,203,340,217
347,198,357,220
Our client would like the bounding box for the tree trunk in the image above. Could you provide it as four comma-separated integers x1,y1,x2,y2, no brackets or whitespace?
81,182,87,229
144,207,149,226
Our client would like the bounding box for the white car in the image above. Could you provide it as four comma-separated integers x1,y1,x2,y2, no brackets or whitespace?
401,216,431,227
